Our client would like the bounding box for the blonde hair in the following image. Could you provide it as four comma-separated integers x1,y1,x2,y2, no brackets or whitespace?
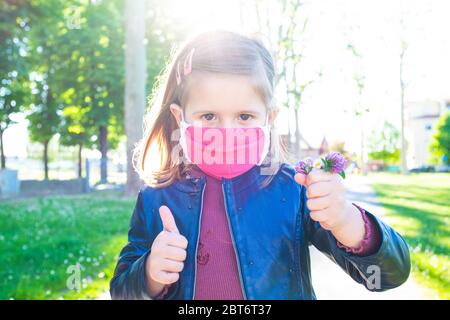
133,30,287,188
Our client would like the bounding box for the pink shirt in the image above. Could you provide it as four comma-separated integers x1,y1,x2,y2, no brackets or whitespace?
192,170,244,299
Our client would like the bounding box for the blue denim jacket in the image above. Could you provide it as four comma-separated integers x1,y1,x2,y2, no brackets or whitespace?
110,164,410,299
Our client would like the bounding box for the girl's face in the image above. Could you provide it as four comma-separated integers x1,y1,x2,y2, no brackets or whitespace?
170,74,277,128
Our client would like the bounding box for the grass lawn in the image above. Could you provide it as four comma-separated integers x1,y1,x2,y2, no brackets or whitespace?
369,172,450,300
0,191,134,299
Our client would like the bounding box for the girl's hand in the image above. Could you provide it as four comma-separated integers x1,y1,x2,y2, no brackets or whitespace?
294,168,365,248
146,206,188,297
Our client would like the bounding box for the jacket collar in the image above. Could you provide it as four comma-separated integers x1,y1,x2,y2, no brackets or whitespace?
174,164,271,193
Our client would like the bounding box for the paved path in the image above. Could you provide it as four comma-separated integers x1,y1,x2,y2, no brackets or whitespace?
310,175,434,300
96,291,110,300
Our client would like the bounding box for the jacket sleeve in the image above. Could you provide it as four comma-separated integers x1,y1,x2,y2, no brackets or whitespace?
109,190,179,299
301,185,411,291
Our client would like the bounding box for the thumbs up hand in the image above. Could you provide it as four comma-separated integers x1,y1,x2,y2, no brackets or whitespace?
145,206,188,297
159,205,181,234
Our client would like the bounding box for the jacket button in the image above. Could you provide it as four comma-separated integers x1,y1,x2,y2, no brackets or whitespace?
281,197,286,202
289,268,294,273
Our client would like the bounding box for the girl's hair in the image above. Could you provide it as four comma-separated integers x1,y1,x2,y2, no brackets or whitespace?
133,30,287,188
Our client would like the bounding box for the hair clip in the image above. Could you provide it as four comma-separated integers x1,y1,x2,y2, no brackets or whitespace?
184,47,195,76
176,61,182,86
176,47,196,86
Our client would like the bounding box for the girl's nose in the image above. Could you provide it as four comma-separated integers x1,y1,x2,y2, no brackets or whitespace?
218,118,236,128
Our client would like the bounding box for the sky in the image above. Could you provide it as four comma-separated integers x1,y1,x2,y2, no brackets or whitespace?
4,0,450,157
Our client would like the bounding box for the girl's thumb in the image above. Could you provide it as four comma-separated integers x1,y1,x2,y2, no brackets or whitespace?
294,173,307,186
159,205,179,234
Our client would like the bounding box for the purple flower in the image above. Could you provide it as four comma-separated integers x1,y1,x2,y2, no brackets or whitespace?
324,152,346,174
295,157,313,175
295,152,347,179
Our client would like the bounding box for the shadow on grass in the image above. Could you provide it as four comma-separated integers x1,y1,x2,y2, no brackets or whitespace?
379,202,448,254
371,179,449,299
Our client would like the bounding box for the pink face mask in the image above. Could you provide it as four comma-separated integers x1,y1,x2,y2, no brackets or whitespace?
179,115,270,180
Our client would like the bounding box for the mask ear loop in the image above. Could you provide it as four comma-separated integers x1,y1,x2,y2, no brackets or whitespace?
257,112,271,166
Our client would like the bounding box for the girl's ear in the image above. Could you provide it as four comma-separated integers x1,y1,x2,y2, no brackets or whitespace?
169,103,183,126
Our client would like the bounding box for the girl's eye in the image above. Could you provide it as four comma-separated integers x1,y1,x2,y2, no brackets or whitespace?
239,114,253,121
202,113,216,121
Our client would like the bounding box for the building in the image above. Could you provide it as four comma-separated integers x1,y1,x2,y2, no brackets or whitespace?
301,136,329,158
405,100,449,169
280,134,329,160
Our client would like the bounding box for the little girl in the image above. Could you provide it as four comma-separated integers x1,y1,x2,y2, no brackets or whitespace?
110,30,410,300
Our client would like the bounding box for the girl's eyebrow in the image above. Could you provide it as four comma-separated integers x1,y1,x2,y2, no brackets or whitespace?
191,109,263,115
191,110,216,115
239,110,263,115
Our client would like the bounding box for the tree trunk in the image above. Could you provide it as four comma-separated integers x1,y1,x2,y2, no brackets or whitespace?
400,96,407,174
0,130,5,169
399,21,409,175
400,62,408,175
99,125,108,184
44,140,49,180
287,106,292,152
78,143,82,178
124,0,146,195
360,118,366,176
294,108,301,159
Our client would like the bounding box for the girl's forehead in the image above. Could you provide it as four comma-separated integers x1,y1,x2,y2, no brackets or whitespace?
184,73,266,114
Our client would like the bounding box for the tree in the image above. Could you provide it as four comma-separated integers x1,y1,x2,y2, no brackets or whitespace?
25,0,67,180
346,42,370,175
59,102,91,178
0,74,27,169
28,0,125,183
399,17,408,174
124,0,146,195
284,9,322,159
1,0,68,179
429,112,450,165
62,0,125,184
27,83,61,180
0,0,31,169
253,0,320,158
123,0,194,191
368,121,401,165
